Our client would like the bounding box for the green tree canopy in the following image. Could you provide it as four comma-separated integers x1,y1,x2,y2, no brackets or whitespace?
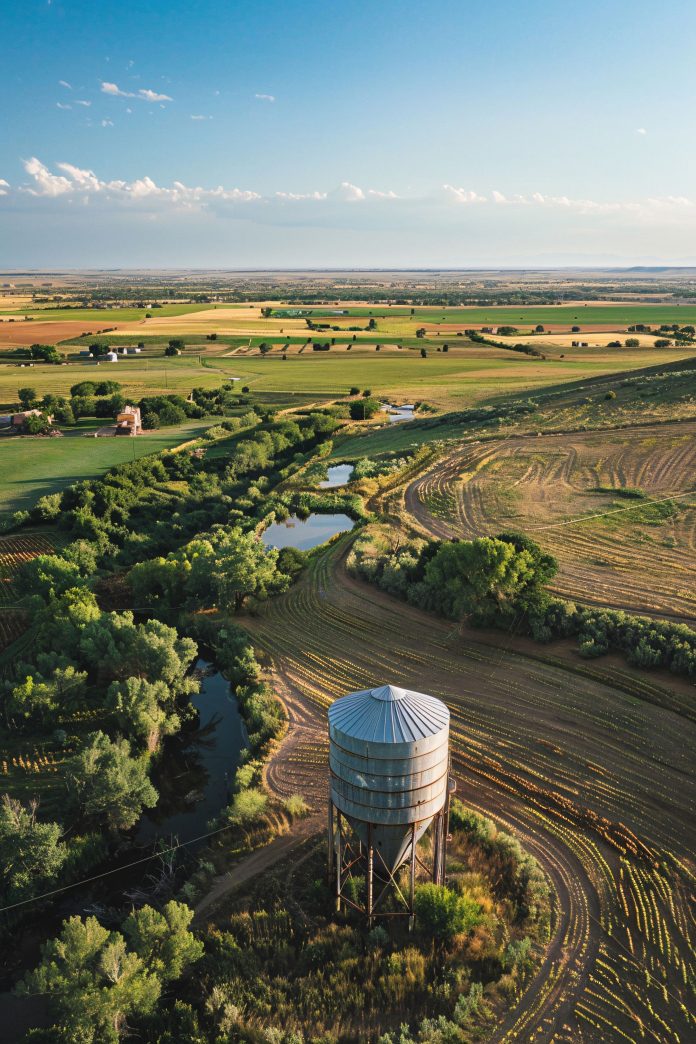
66,731,158,830
122,901,203,982
422,537,538,621
17,915,161,1043
17,387,37,408
0,796,68,906
106,676,180,750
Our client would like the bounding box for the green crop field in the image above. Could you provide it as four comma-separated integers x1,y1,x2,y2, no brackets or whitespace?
0,303,212,322
0,419,215,514
287,304,696,326
208,348,696,408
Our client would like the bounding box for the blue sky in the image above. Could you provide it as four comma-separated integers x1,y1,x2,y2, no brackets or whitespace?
1,0,695,267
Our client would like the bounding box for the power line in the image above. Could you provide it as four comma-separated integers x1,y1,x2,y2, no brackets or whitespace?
0,822,236,915
525,490,696,531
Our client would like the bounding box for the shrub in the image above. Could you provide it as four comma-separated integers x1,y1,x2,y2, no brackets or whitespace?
226,788,268,826
284,794,309,818
414,883,482,943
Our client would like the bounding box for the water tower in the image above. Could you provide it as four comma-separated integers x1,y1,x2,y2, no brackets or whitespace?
328,683,454,926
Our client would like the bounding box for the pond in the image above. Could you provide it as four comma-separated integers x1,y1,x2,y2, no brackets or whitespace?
137,658,247,845
319,463,354,488
261,513,355,550
382,403,416,423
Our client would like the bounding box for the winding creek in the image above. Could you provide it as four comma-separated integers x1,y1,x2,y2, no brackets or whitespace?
137,658,247,845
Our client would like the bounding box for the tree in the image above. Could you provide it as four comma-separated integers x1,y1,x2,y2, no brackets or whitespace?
89,341,110,356
21,553,83,599
420,347,427,358
94,380,121,395
368,318,377,330
422,538,538,622
29,343,60,363
416,327,426,338
17,915,161,1043
66,731,158,830
122,901,203,982
78,613,197,696
349,386,360,396
54,402,76,425
625,338,640,347
6,665,88,729
188,528,284,611
166,338,185,355
23,412,53,434
0,796,68,906
535,324,544,333
106,676,180,751
349,397,381,421
18,387,37,408
414,883,481,943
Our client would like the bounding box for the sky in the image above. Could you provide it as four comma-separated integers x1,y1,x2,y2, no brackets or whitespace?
1,0,696,268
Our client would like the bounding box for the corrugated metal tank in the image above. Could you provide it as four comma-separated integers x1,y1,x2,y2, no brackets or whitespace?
329,684,449,872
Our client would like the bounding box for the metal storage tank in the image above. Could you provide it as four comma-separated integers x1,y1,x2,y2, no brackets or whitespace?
328,683,453,923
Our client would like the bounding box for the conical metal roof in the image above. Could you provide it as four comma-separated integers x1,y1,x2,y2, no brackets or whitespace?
328,684,449,745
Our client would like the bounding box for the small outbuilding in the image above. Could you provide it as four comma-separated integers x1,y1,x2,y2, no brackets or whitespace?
105,351,119,362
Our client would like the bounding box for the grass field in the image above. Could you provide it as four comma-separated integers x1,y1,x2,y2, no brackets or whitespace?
0,356,230,407
0,304,212,322
208,349,696,408
281,303,696,326
0,419,215,514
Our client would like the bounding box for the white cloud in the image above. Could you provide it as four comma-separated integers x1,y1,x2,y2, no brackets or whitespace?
23,158,74,197
637,127,647,135
101,119,114,127
13,160,696,228
443,185,486,204
332,181,365,202
0,180,9,196
190,114,212,121
56,102,72,110
75,100,91,107
101,81,172,102
58,79,72,89
275,190,328,201
254,93,275,102
19,158,260,209
140,88,173,103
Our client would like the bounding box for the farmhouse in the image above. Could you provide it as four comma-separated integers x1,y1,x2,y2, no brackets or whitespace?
11,408,52,426
115,405,142,435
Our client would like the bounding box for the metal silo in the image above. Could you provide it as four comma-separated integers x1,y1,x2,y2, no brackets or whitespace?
328,683,454,925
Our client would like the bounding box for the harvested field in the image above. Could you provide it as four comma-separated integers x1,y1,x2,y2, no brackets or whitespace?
0,532,55,606
405,421,696,622
0,531,54,653
0,320,130,347
244,534,695,1043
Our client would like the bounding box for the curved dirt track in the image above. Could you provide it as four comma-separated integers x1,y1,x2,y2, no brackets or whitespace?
244,531,695,1042
405,420,696,623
